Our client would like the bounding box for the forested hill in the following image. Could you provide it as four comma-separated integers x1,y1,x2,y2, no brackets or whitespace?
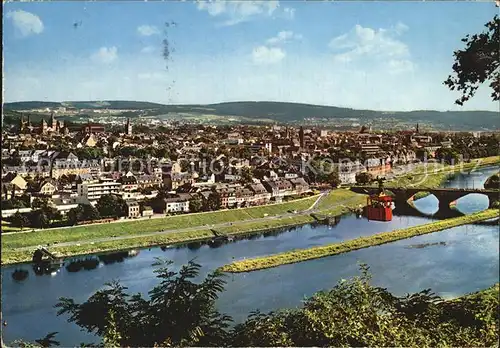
3,100,167,110
4,100,499,130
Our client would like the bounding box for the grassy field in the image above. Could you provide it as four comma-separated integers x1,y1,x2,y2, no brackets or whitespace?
1,195,319,250
1,221,21,233
1,190,368,265
219,209,499,273
316,188,365,210
387,156,500,189
219,215,315,235
2,229,215,264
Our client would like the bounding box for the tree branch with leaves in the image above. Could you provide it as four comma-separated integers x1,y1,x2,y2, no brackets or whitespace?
444,15,500,105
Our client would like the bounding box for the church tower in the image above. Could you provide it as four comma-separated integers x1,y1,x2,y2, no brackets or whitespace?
299,126,305,149
41,118,48,134
19,114,26,131
126,118,133,136
51,112,57,132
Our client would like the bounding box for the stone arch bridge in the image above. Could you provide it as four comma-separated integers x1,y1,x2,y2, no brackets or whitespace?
351,186,499,218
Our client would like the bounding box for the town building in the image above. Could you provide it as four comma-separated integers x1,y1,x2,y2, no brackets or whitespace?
77,179,121,201
126,200,141,218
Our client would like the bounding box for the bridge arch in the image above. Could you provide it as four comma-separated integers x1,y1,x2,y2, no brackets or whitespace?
350,186,498,219
452,193,494,215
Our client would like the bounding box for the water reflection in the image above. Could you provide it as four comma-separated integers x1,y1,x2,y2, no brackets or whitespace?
32,260,63,276
11,269,29,282
66,258,100,272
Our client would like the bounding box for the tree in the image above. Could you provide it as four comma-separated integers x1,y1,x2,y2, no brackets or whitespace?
11,332,61,348
32,197,50,210
68,204,100,225
82,204,100,221
30,210,49,229
484,173,499,190
102,310,121,348
34,333,60,347
67,205,85,225
4,152,22,166
180,159,191,172
328,169,341,188
415,148,430,161
189,195,203,213
444,15,499,105
55,260,232,347
11,211,30,230
355,172,373,185
96,195,127,218
32,198,60,223
240,167,254,184
205,191,222,211
2,198,27,210
435,148,460,165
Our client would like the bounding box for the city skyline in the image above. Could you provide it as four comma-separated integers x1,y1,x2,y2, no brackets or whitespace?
4,0,499,112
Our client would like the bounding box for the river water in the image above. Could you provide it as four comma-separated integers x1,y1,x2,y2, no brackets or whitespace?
1,166,499,345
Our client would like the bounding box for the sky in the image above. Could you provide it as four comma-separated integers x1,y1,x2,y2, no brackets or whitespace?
3,0,499,111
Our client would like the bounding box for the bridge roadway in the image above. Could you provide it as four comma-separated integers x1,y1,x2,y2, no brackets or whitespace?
351,186,499,218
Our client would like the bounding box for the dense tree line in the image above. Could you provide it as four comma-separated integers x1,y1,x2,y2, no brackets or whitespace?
10,197,62,229
8,194,129,230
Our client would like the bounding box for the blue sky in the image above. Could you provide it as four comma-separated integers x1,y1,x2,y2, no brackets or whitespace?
3,0,499,111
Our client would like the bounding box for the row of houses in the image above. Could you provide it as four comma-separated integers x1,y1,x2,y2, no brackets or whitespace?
2,167,312,219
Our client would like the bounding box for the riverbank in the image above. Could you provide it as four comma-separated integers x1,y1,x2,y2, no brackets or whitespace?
388,156,500,191
1,190,366,265
389,156,500,201
219,209,499,273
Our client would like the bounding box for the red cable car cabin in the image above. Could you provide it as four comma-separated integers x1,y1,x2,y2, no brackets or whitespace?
365,193,393,222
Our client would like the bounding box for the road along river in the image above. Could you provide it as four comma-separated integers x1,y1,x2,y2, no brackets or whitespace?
1,166,498,345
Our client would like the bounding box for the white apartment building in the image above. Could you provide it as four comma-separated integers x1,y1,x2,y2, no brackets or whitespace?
164,197,190,213
337,162,366,185
77,181,121,201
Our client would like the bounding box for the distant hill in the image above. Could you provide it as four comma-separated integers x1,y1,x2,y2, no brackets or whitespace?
3,100,167,110
3,100,499,130
4,101,63,110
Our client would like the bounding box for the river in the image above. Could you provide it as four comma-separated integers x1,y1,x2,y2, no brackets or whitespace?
1,166,499,345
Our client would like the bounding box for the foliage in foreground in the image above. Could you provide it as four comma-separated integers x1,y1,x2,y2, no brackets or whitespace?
10,261,499,347
444,14,499,105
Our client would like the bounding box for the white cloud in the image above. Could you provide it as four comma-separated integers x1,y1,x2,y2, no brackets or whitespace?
329,23,411,70
90,47,118,64
137,72,166,80
141,46,156,54
196,0,228,16
266,31,302,45
394,21,409,35
388,59,414,74
137,25,160,36
283,7,296,20
196,0,282,26
252,46,285,65
6,10,44,37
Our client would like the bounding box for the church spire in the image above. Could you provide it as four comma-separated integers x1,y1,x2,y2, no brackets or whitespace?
19,113,25,131
126,118,132,136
